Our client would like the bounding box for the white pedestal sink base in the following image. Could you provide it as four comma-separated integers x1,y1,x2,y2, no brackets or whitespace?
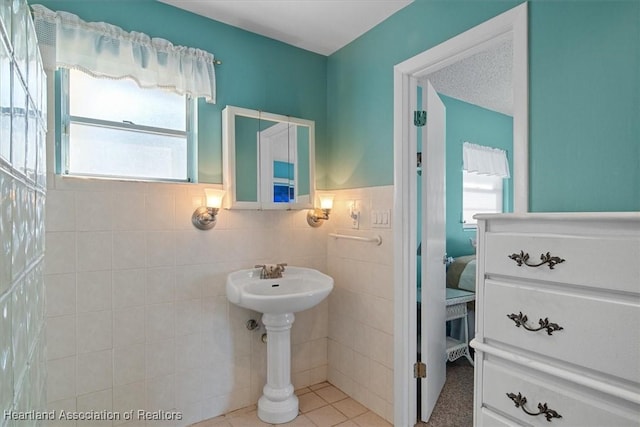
258,313,299,424
258,393,298,424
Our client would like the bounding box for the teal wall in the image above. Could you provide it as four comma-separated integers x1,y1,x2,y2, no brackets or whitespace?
529,1,639,211
441,95,513,258
35,0,640,211
34,0,328,185
327,0,640,212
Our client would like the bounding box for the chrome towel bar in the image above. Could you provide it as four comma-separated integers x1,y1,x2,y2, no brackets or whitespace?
329,233,382,246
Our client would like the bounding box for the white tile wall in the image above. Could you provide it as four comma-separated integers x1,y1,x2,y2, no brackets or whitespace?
41,170,397,426
325,186,395,423
44,176,331,426
0,1,48,425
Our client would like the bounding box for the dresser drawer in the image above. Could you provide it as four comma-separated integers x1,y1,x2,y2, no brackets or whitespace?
479,408,518,426
484,232,640,293
482,360,639,426
483,280,640,383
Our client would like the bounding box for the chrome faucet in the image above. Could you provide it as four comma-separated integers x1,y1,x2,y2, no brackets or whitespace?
255,263,287,279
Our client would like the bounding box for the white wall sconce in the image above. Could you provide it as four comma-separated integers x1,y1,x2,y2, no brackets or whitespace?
307,194,334,227
192,188,225,230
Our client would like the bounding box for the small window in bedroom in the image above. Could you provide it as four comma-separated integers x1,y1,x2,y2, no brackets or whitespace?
462,142,510,228
462,171,504,228
60,68,196,182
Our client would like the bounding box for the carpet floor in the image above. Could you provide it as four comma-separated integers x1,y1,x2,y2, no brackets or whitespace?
416,359,474,427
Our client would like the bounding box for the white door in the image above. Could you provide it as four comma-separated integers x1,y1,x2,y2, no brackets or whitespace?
420,80,446,421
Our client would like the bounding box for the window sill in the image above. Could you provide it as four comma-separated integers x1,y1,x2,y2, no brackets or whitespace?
60,172,191,184
49,173,220,193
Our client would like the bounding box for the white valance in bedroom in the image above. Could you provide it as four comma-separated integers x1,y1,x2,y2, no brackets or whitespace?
462,142,510,178
31,4,217,103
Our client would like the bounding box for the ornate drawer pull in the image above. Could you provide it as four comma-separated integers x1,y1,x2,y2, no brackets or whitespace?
508,251,565,269
507,312,563,335
507,392,562,422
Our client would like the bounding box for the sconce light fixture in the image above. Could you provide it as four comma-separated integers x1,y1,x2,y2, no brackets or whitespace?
192,188,225,230
307,194,334,228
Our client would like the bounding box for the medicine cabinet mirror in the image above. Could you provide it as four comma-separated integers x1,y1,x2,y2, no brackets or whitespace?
222,106,315,210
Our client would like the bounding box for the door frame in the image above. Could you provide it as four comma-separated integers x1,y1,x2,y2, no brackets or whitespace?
392,3,528,425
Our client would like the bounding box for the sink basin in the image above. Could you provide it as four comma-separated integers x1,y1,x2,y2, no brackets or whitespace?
226,266,334,424
226,266,333,314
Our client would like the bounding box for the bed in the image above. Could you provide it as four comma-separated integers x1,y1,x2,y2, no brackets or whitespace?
416,253,476,301
446,255,476,293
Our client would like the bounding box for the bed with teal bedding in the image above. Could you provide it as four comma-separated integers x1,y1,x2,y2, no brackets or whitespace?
446,255,476,311
416,254,476,302
446,255,476,292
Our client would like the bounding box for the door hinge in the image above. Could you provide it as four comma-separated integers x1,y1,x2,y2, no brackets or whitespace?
414,362,427,378
413,110,426,127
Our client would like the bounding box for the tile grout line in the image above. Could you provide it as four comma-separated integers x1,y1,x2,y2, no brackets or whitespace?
191,382,392,427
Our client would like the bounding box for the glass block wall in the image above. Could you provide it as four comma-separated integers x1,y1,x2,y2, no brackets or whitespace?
0,0,48,424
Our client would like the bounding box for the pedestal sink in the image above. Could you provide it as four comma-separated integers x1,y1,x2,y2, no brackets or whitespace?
226,266,333,424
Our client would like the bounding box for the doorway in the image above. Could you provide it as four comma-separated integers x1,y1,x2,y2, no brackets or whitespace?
392,3,529,425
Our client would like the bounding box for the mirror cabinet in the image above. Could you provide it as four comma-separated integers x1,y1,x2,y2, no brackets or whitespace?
222,106,315,210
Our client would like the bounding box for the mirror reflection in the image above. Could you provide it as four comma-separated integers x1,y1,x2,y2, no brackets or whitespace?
223,106,315,210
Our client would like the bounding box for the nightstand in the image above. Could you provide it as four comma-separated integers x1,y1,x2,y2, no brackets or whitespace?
446,287,475,366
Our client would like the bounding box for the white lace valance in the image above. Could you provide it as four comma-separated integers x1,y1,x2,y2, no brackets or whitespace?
463,142,511,178
31,4,216,103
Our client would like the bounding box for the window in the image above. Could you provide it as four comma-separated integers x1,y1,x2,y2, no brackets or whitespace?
462,170,504,227
61,69,196,181
34,5,216,181
461,142,510,227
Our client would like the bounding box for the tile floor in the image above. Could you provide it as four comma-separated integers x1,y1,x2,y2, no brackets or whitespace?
190,382,392,427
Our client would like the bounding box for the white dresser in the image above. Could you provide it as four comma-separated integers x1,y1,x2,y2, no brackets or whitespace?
470,213,640,426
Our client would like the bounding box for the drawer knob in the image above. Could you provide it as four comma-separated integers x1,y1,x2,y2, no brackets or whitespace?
508,251,565,269
507,312,564,335
506,392,562,422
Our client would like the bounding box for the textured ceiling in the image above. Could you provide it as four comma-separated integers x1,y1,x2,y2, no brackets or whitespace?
426,37,513,116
